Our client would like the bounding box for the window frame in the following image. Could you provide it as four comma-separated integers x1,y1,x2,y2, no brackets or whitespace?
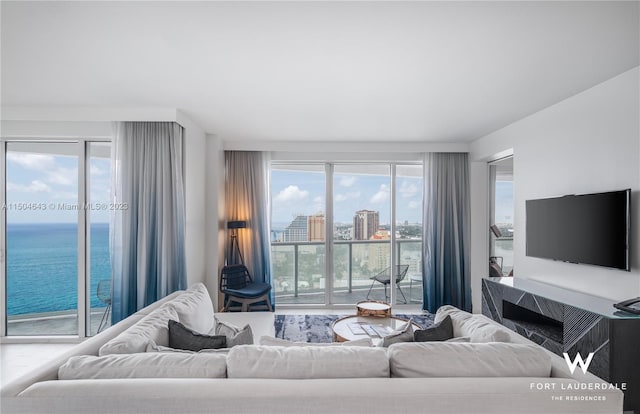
270,160,423,307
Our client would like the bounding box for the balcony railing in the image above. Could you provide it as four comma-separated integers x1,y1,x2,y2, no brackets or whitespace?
271,239,423,304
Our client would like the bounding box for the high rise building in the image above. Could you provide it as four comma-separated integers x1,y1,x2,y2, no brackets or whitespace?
353,210,379,240
308,213,325,241
282,215,308,242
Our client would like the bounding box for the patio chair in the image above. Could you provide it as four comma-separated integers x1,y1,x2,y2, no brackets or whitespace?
220,264,273,312
97,280,112,333
366,264,410,304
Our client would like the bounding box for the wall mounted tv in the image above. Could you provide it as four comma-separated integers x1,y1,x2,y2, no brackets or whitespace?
526,189,630,271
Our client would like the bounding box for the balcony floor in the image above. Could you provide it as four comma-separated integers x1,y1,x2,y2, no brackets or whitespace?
6,309,110,336
275,282,423,306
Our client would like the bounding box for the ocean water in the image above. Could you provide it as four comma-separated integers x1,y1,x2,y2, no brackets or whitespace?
7,222,111,316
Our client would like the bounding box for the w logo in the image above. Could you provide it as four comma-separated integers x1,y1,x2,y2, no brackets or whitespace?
563,352,595,374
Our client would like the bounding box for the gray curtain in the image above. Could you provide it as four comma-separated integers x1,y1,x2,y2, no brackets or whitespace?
422,152,471,313
111,121,187,323
224,151,273,304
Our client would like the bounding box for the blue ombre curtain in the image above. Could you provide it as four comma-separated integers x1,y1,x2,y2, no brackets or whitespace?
110,122,187,323
224,151,273,307
422,152,471,313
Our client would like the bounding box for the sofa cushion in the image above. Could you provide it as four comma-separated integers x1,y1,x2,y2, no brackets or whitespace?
381,320,414,347
388,342,552,378
456,316,511,343
434,305,474,336
213,319,254,347
166,283,214,334
168,320,226,351
446,336,471,342
146,341,230,354
469,322,512,343
59,352,227,379
259,336,373,347
99,305,179,355
227,345,389,379
435,305,511,342
414,315,453,342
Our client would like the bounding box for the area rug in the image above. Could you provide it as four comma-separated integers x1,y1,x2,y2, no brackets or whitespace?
274,313,435,343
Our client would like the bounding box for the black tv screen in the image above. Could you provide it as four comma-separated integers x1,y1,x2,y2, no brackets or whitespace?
526,189,630,271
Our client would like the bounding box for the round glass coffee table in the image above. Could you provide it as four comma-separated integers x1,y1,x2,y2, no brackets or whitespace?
331,315,421,345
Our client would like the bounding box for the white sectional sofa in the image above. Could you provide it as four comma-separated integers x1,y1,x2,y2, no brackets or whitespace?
1,284,624,414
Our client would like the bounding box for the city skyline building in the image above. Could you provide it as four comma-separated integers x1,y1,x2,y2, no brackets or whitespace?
353,209,379,240
308,213,325,241
282,215,308,242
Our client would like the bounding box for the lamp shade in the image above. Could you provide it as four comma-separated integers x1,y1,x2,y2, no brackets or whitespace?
227,220,247,229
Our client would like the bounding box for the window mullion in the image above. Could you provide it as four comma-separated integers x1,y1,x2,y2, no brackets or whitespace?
77,141,88,338
0,140,6,337
325,163,333,306
390,163,396,305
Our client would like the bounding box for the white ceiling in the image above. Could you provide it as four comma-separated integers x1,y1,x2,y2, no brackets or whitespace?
1,1,638,143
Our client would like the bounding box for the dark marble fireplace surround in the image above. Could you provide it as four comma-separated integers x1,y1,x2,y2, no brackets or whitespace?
482,277,640,413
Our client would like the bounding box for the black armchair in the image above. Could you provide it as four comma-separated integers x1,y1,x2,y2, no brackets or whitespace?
220,264,273,312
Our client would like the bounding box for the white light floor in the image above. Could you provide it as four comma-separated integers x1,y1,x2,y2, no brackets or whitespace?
1,343,76,388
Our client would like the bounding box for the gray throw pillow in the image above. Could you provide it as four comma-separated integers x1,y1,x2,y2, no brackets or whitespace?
168,320,227,352
413,315,453,342
381,320,414,347
214,319,254,347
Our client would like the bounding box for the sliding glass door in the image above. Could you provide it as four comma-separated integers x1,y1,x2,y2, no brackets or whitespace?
394,165,423,304
2,140,112,337
489,157,514,277
271,164,326,305
87,142,113,335
6,143,79,335
332,164,391,304
271,162,423,307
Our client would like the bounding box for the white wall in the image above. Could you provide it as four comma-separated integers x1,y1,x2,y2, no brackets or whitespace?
469,161,489,313
470,67,640,301
205,134,226,310
176,111,207,288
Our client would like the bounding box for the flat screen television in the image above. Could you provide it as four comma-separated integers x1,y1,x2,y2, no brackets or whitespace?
526,189,630,271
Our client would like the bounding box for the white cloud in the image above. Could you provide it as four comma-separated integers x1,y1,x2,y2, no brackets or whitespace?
370,184,390,204
339,176,357,187
7,180,52,193
313,196,323,203
399,181,419,198
408,200,420,209
335,191,361,202
90,165,107,176
7,153,78,186
46,167,77,186
52,191,78,200
274,185,309,202
6,153,56,170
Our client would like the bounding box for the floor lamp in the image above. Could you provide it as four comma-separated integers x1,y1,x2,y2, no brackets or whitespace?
227,220,247,265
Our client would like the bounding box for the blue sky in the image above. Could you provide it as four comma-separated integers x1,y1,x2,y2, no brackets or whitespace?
6,151,111,224
271,169,423,227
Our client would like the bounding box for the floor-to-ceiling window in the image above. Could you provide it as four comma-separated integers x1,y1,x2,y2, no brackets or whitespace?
271,161,423,307
2,139,112,337
394,165,423,303
489,156,514,276
87,142,113,335
270,164,326,305
332,164,391,304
